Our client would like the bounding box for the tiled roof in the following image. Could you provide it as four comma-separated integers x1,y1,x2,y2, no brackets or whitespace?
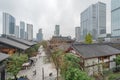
72,44,120,59
0,53,9,62
52,36,73,41
0,37,29,50
7,36,36,46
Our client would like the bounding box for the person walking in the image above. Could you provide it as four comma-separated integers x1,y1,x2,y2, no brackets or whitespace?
33,70,36,76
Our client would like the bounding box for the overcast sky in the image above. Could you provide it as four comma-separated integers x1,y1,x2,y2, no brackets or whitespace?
0,0,111,40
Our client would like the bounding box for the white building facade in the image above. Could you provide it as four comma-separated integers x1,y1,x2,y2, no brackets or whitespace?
75,27,81,42
27,24,33,41
15,25,19,38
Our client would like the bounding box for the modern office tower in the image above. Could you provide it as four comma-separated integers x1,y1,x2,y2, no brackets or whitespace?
25,31,27,40
54,25,60,36
36,28,43,42
3,12,16,36
27,24,33,40
15,25,19,38
75,27,81,42
81,2,106,40
111,0,120,37
20,21,25,39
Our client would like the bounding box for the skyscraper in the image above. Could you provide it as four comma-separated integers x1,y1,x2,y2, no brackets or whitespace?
27,24,33,40
54,25,60,36
3,12,16,36
36,28,43,42
111,0,120,37
15,25,19,38
75,27,81,42
81,2,106,40
20,21,25,39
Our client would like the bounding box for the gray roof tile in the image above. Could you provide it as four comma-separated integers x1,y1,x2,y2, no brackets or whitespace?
0,38,29,50
0,53,9,62
72,44,120,59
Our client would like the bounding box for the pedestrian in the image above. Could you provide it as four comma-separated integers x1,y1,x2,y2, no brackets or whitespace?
49,72,52,76
33,70,36,76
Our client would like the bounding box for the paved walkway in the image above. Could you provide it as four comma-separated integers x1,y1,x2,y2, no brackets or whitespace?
18,47,57,80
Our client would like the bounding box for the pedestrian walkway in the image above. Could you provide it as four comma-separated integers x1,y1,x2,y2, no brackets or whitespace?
18,47,57,80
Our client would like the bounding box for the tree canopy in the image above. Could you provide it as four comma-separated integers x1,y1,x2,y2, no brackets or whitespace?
85,33,93,44
114,55,120,66
7,54,28,80
51,50,92,80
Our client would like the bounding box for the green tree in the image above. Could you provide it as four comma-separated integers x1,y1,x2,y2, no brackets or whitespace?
85,33,93,44
60,53,91,80
52,50,63,80
51,51,93,80
114,55,120,66
40,40,48,48
65,67,91,80
7,54,28,80
33,44,40,52
114,55,120,70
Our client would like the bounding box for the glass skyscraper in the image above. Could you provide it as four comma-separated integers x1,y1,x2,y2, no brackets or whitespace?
27,24,33,40
3,12,16,36
20,21,25,39
54,25,60,36
81,2,106,40
111,0,120,37
36,28,43,42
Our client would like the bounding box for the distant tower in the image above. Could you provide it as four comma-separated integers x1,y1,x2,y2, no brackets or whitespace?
3,12,16,36
15,25,19,38
81,2,106,40
20,21,25,39
24,31,27,40
75,27,81,42
36,28,43,42
27,24,33,40
54,25,60,36
111,0,120,37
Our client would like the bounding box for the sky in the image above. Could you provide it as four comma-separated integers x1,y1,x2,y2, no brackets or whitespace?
0,0,111,40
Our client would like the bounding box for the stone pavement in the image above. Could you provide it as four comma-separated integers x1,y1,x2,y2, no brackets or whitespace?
18,47,57,80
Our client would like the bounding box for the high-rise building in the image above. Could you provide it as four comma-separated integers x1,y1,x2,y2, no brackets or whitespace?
111,0,120,37
54,25,60,36
75,27,81,42
81,2,106,40
20,21,25,39
27,24,33,40
15,25,19,38
3,12,16,36
24,31,27,40
36,28,43,42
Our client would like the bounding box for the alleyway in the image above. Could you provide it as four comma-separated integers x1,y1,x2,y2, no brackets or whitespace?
18,46,57,80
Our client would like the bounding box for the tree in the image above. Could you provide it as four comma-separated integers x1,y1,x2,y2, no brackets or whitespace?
114,55,120,72
52,50,63,80
7,54,28,80
65,67,91,80
85,33,93,44
51,51,93,80
60,53,81,79
60,53,92,80
40,40,48,48
33,44,40,52
114,55,120,66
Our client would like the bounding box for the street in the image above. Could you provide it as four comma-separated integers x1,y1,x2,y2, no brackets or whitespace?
18,46,57,80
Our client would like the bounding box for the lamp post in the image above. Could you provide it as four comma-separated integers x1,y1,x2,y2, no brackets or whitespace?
42,67,44,80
